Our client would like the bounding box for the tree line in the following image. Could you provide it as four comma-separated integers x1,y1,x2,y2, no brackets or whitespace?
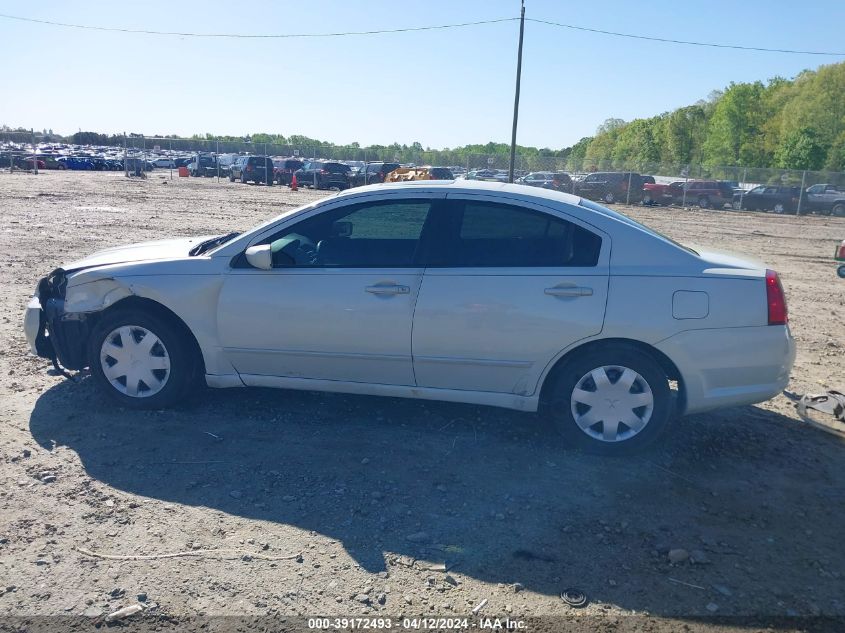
4,60,844,172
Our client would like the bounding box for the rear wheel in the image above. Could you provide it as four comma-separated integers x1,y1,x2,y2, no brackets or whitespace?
732,200,743,211
545,346,673,455
832,203,845,217
88,309,197,410
229,172,235,182
642,193,654,205
773,203,785,213
603,191,615,204
697,196,710,209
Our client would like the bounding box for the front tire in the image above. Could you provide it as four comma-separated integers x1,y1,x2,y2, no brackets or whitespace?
603,191,615,204
545,346,674,455
832,203,845,217
88,309,196,410
698,196,710,209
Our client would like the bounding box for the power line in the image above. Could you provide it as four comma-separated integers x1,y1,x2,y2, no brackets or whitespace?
1,11,842,57
0,13,518,38
527,18,845,57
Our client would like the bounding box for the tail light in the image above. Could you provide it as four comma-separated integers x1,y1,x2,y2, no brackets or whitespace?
246,164,253,172
836,241,845,260
765,269,788,325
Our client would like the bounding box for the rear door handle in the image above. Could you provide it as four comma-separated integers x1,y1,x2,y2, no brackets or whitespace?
366,285,410,295
545,286,593,297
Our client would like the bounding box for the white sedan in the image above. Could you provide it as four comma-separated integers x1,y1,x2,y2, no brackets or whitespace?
24,181,795,454
151,158,175,168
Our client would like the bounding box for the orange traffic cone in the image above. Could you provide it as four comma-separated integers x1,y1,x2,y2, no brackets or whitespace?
290,174,298,191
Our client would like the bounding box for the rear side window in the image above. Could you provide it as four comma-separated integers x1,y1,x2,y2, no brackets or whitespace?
433,201,601,267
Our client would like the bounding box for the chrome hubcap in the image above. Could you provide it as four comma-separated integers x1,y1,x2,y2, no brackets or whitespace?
570,365,654,443
100,325,171,397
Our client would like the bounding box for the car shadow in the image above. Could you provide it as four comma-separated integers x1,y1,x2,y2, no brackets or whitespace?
29,377,845,618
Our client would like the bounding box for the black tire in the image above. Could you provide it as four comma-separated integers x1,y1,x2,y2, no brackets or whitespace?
832,203,845,217
241,173,247,184
229,172,235,182
87,309,198,410
603,191,615,204
698,196,710,209
545,345,674,455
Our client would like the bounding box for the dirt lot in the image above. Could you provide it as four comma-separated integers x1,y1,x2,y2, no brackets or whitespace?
1,170,844,631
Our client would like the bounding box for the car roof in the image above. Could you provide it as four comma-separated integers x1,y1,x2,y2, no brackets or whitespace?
334,178,582,205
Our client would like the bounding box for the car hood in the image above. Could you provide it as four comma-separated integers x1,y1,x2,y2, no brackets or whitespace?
63,236,216,272
691,246,766,273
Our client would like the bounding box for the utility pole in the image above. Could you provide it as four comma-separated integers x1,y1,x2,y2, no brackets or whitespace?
508,0,526,184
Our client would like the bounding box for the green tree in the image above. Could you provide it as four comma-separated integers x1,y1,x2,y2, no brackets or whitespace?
775,127,829,170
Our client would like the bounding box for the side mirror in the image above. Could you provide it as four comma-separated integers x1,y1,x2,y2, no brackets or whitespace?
244,245,273,270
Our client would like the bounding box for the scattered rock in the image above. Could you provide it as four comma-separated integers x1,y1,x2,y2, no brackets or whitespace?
105,604,143,622
137,592,147,602
402,595,413,605
690,549,710,565
22,449,31,458
40,475,56,484
109,588,125,598
361,458,370,465
512,582,525,593
377,593,387,605
444,574,459,587
406,532,429,543
668,548,689,564
82,606,102,618
353,594,370,604
706,602,719,613
34,559,50,565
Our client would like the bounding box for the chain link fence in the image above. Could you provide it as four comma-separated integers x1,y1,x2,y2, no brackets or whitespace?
3,130,845,215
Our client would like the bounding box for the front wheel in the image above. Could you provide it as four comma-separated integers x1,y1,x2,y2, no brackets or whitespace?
832,203,845,217
88,309,197,409
698,196,710,209
837,264,845,279
603,191,615,204
732,200,743,211
545,346,674,455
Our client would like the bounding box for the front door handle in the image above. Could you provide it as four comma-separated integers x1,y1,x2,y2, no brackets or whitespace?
366,285,410,295
544,286,593,297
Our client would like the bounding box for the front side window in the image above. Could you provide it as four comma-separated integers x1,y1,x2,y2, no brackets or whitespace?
432,201,601,268
264,200,433,268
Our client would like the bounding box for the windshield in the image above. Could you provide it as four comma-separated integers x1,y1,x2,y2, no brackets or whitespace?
579,198,698,255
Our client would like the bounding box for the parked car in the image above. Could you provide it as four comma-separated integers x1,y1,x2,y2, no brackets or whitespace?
682,180,736,209
803,183,845,216
25,180,794,455
152,158,176,168
56,156,94,170
350,162,401,187
294,161,351,189
15,156,46,170
466,169,496,180
273,158,304,185
188,154,218,178
216,154,238,176
518,172,556,187
543,172,574,194
230,155,274,185
732,186,800,213
573,172,645,204
642,181,685,205
383,166,454,182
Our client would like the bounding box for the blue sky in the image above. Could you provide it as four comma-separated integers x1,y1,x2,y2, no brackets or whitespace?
1,0,843,149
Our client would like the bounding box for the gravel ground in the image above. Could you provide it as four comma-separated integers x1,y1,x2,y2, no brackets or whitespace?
1,170,844,631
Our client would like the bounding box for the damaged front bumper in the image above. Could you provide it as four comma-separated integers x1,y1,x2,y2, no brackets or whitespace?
24,271,92,371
